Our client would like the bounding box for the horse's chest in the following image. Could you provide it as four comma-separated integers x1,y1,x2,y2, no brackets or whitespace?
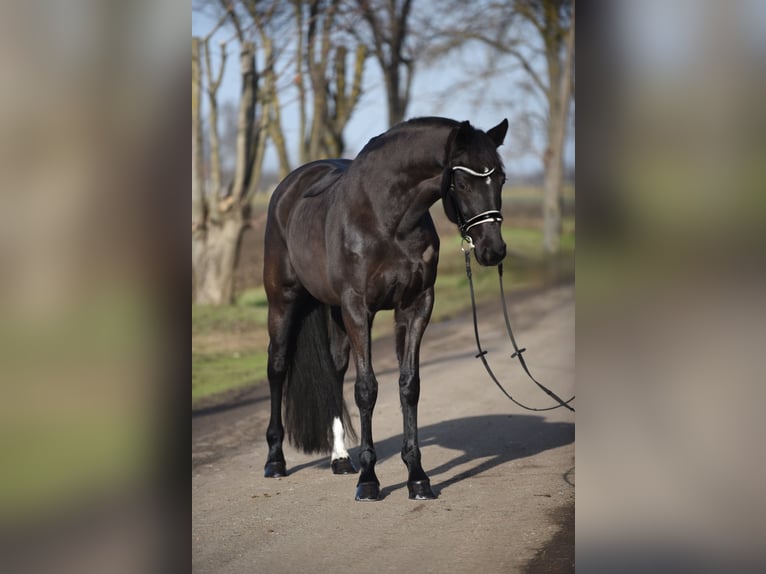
368,245,437,309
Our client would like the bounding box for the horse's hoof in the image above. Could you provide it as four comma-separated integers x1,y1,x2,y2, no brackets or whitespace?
407,479,436,500
355,481,380,501
264,461,287,478
332,457,357,475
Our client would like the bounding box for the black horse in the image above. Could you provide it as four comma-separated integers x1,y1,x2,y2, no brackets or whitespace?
262,117,509,501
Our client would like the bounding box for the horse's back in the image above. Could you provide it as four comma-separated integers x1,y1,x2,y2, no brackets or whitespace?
264,159,351,302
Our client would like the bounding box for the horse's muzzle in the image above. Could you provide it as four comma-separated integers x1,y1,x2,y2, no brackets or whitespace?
475,239,506,266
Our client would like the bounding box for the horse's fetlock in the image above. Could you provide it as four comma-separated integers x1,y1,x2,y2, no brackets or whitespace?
359,448,377,467
401,444,420,464
266,427,283,445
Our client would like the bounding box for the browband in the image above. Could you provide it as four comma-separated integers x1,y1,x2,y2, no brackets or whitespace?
452,166,495,177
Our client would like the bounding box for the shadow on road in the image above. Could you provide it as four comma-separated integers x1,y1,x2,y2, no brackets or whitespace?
288,414,574,498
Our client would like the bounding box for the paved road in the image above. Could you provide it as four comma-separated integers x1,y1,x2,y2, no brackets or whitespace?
193,283,574,573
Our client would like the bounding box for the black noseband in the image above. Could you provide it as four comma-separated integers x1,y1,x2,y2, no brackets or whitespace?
458,209,504,238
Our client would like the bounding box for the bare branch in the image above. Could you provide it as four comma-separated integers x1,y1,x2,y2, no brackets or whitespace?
230,41,256,203
203,39,227,199
515,0,545,35
219,0,244,42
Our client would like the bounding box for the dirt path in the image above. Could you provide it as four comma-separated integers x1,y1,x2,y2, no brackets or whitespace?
193,283,574,573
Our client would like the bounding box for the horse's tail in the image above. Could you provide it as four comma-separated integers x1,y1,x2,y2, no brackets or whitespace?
283,298,355,454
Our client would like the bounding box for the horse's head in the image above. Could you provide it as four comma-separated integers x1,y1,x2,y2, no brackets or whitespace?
441,119,509,266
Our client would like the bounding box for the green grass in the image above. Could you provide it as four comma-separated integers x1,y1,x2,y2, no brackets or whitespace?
192,287,268,336
192,350,269,403
192,286,271,406
192,186,574,407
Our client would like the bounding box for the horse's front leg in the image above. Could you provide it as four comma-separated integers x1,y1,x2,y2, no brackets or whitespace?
341,292,380,501
395,287,437,500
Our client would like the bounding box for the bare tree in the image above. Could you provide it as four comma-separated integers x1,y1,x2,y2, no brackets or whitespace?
520,0,574,255
192,0,372,304
239,0,293,179
292,0,367,161
218,99,239,184
354,0,416,127
202,35,227,202
192,37,206,292
216,1,369,168
192,2,266,305
428,0,575,255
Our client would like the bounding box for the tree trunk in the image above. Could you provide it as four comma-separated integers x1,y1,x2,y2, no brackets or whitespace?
323,43,367,157
542,139,564,255
542,3,574,256
385,66,404,126
192,37,206,300
203,39,226,199
247,102,270,197
231,42,256,202
192,218,243,305
192,41,257,305
293,0,308,165
358,0,413,128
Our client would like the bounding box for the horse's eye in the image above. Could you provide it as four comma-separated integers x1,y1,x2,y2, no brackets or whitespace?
457,181,468,192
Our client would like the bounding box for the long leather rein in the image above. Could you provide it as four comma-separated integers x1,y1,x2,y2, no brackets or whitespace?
450,164,575,413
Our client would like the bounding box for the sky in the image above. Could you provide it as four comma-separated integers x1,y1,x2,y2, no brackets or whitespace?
192,8,574,178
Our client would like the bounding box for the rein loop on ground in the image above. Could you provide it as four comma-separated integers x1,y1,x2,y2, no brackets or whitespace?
461,241,575,412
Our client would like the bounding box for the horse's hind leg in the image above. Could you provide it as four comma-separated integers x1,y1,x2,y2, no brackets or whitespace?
263,286,301,478
328,307,356,475
395,288,437,499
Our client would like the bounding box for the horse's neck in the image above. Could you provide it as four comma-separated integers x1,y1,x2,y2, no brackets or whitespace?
356,125,452,235
392,174,443,235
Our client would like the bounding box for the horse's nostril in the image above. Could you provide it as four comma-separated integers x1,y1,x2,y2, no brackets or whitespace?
476,243,505,266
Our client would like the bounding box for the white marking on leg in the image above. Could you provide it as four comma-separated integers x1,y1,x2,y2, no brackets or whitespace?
331,417,349,460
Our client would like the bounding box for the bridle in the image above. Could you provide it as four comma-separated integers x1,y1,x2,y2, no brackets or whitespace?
448,164,575,413
448,165,504,242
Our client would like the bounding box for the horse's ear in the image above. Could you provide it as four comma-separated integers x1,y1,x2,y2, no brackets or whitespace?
487,119,509,147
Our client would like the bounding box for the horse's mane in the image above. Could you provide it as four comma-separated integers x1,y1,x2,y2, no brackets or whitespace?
356,117,460,157
356,116,503,178
393,116,460,130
